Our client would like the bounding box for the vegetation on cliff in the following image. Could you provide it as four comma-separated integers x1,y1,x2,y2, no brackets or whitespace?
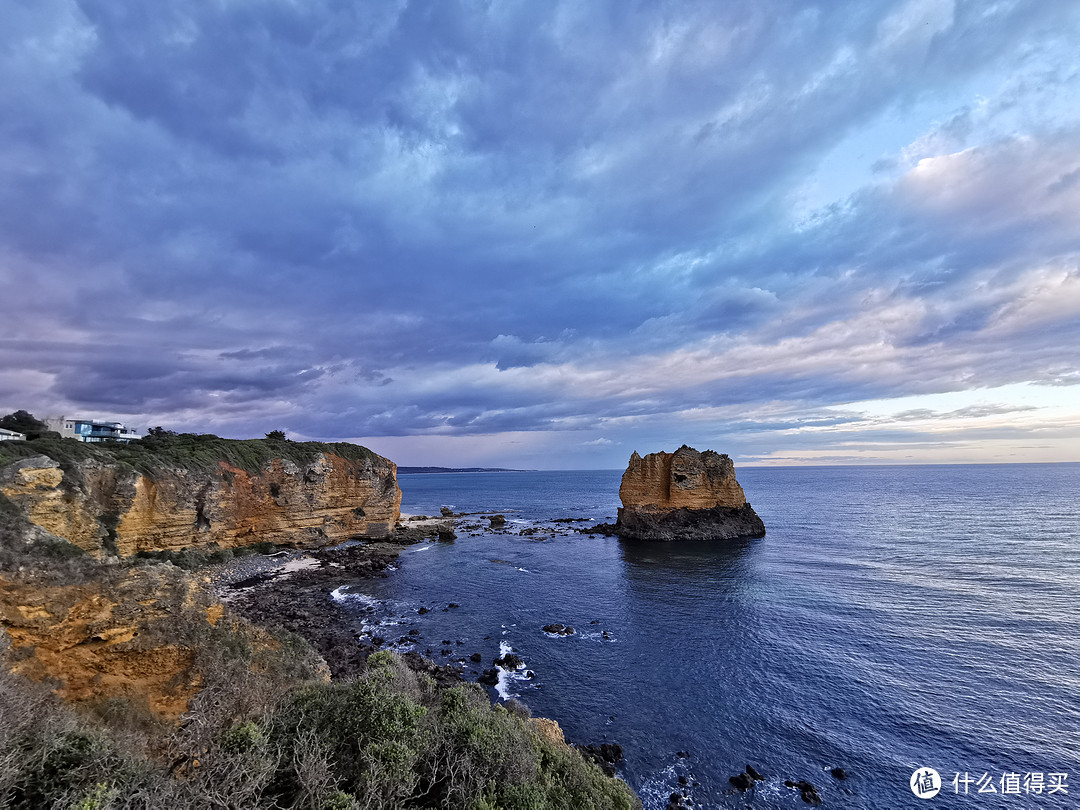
0,613,638,809
0,420,379,477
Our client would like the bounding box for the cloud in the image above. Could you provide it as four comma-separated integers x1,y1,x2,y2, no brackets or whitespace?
1,1,1079,465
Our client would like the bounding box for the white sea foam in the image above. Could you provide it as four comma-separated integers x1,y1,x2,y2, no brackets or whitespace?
638,764,681,810
494,640,531,700
330,585,376,605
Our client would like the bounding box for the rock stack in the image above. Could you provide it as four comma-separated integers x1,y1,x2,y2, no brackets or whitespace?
614,445,765,541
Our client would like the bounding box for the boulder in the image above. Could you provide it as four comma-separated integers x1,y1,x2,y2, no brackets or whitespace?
785,780,823,805
614,446,765,541
542,623,575,636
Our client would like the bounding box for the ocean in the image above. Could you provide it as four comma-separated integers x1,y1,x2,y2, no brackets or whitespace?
331,464,1080,808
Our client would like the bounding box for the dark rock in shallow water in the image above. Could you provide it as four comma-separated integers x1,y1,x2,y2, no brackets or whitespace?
543,623,575,635
617,503,765,542
745,764,765,781
494,652,524,669
440,506,454,516
578,522,618,536
469,652,482,663
477,668,499,685
729,772,755,792
436,524,457,541
785,780,823,805
831,766,848,780
489,514,506,528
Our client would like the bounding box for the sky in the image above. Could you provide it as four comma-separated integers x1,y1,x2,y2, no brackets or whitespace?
2,0,1079,469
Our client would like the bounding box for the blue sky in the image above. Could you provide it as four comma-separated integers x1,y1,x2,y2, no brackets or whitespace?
2,0,1079,468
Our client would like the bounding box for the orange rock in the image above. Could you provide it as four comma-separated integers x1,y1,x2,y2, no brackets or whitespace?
1,450,401,558
619,445,747,510
615,446,765,541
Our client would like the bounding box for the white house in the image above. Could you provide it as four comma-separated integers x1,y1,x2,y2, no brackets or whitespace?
0,427,25,441
46,416,141,443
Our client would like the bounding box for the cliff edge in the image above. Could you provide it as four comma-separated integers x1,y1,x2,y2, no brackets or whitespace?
0,434,401,558
615,445,765,541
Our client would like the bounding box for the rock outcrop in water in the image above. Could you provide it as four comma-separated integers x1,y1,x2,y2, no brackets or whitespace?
615,445,765,541
0,440,400,558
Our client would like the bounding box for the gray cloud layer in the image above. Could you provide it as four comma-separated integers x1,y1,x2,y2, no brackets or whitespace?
2,1,1078,465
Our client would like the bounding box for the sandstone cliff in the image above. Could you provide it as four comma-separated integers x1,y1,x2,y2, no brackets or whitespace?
615,445,765,541
0,565,327,720
0,438,401,558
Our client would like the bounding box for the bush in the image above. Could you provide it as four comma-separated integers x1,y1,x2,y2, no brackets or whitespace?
0,637,639,810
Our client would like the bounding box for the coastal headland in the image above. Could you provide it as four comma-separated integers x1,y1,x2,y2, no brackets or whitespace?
0,430,640,809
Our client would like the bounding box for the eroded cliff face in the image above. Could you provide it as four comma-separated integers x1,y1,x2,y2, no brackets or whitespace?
616,445,765,541
0,450,401,558
0,565,330,720
4,568,223,717
619,445,747,510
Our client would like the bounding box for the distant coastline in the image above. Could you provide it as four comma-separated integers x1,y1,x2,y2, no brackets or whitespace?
397,466,533,474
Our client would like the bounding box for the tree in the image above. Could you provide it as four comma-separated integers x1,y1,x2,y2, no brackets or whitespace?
264,430,287,441
0,410,49,439
146,426,176,437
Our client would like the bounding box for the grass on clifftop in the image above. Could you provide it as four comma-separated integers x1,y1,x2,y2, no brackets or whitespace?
0,432,381,476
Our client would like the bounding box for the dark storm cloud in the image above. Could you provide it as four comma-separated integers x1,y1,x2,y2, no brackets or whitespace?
1,0,1079,462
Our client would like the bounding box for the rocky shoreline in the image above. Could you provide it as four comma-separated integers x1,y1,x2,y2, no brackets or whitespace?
210,506,848,807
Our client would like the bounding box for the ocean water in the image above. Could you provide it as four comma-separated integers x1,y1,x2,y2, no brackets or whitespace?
334,465,1080,808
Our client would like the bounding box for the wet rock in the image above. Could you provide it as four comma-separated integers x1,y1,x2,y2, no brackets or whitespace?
417,607,429,615
578,522,617,536
477,668,499,686
729,772,754,792
785,780,823,805
667,792,686,808
830,767,848,780
542,623,575,635
440,506,454,516
408,628,420,636
746,764,765,781
447,602,459,609
489,514,506,528
436,524,457,541
469,652,482,663
494,652,524,669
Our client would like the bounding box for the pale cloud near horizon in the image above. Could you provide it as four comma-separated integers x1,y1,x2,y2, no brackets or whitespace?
1,0,1079,467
